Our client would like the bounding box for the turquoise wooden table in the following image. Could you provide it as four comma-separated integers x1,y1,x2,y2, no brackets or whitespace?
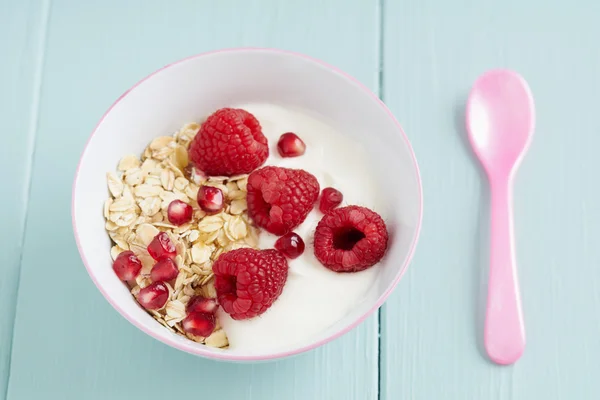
2,1,600,399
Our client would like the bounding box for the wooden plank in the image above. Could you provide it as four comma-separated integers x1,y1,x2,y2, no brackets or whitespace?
5,1,380,399
381,0,600,399
0,0,49,398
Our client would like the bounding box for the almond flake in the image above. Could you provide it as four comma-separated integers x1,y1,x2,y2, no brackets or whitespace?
185,183,200,199
150,212,163,223
153,221,177,229
104,199,113,219
150,136,174,150
194,262,213,276
225,217,247,241
135,275,151,289
107,172,123,197
188,230,200,243
197,215,224,233
136,223,160,246
138,196,161,216
174,177,189,191
174,241,185,258
191,242,213,264
122,185,134,202
237,178,248,191
105,221,119,231
216,230,230,247
228,190,246,200
112,236,129,251
212,247,224,261
118,155,141,171
205,329,228,348
135,184,163,198
141,159,157,175
110,245,125,260
229,199,247,215
226,181,238,192
245,226,259,247
160,169,175,190
171,145,188,171
194,209,207,220
178,294,190,304
144,175,162,186
174,270,187,291
115,212,137,227
110,197,134,212
199,279,217,298
199,230,220,244
165,300,186,319
152,147,173,161
173,223,192,235
225,242,249,252
180,285,194,297
130,285,141,297
124,167,143,185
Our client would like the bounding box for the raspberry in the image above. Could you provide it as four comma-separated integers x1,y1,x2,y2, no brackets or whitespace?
314,206,388,272
188,108,269,176
247,166,320,235
319,187,343,213
213,248,288,320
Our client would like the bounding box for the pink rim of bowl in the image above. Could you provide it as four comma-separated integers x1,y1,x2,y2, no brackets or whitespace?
71,47,423,362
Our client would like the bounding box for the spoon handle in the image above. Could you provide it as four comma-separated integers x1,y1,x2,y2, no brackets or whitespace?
485,177,525,365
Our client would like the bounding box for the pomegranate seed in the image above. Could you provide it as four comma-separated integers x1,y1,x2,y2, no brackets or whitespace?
182,312,216,337
147,232,176,261
275,232,305,259
319,187,343,213
112,251,142,281
197,185,224,214
187,296,218,314
150,258,179,282
167,200,193,226
277,132,306,157
137,281,169,310
184,165,207,185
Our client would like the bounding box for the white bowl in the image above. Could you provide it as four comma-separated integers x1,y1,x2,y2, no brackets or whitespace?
72,48,423,361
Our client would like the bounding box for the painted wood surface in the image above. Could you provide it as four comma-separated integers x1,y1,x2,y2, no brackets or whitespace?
3,1,380,399
0,0,49,397
380,1,600,399
2,0,600,399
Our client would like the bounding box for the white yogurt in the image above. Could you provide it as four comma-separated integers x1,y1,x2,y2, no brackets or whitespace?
217,103,382,352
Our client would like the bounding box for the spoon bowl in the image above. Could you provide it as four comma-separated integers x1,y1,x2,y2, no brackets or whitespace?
467,70,535,176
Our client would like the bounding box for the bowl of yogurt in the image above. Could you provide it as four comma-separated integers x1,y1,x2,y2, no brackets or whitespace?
72,48,423,361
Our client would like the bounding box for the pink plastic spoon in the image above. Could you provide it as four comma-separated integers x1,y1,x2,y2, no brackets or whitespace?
466,70,535,365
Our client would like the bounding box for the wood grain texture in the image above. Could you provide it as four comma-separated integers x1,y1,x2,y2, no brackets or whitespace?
380,0,600,399
4,1,380,399
0,0,49,398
